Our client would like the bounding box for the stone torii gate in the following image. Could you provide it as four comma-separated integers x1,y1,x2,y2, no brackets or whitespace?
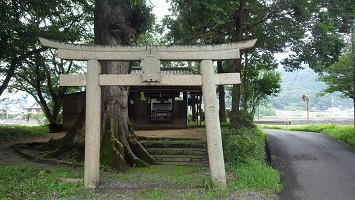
39,37,256,189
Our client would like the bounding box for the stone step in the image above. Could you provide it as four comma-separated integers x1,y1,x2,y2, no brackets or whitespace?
139,137,208,164
137,136,202,141
153,154,208,163
159,161,209,167
139,140,206,149
146,147,207,155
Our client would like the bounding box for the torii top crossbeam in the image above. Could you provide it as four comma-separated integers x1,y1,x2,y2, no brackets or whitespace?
39,37,256,84
39,37,257,61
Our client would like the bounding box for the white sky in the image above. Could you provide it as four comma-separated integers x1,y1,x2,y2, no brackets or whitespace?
151,0,171,23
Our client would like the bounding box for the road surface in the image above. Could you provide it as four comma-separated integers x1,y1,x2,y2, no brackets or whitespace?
265,129,355,200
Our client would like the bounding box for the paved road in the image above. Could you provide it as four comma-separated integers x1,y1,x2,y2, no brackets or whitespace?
265,129,355,200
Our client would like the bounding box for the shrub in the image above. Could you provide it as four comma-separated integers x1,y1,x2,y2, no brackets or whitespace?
234,111,255,128
222,127,265,165
222,127,282,194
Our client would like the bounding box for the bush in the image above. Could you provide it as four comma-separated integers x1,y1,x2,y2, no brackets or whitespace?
238,111,255,128
222,127,282,194
222,127,265,165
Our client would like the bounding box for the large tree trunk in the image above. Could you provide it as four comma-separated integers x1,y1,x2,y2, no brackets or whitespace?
217,61,227,122
95,0,156,168
45,0,157,168
242,51,248,112
230,0,246,129
230,59,242,128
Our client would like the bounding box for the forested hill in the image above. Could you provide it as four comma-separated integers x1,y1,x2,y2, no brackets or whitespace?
268,66,352,111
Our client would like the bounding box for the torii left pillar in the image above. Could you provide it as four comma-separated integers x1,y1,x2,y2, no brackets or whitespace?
84,60,101,188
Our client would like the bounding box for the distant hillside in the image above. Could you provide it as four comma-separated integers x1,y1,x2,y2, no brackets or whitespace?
268,66,352,111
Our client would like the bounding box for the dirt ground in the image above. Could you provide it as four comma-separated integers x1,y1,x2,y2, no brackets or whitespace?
0,131,66,151
0,131,66,166
0,128,206,166
0,127,206,150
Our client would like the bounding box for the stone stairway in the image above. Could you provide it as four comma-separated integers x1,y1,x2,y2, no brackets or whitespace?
138,136,209,165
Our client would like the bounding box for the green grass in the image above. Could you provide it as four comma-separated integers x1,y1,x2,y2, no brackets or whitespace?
0,163,225,199
105,164,207,186
0,125,48,142
259,124,285,130
263,124,355,148
0,157,280,199
0,165,93,199
102,165,224,199
227,159,282,194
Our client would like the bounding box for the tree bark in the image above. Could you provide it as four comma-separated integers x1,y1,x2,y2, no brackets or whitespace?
242,51,248,112
217,61,226,122
230,0,246,129
95,0,156,168
352,21,355,129
45,0,157,168
230,59,242,128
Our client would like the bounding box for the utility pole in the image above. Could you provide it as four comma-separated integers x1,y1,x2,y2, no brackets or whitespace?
352,21,355,130
302,94,309,124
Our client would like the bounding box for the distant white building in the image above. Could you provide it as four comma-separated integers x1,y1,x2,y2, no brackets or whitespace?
327,107,340,113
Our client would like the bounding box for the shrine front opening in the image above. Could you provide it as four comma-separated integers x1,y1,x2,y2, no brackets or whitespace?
39,37,256,189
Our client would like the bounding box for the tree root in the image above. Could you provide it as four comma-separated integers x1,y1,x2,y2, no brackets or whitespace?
129,139,158,165
44,108,86,159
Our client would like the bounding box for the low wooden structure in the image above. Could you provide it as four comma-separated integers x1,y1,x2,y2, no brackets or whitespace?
62,87,202,129
129,86,200,129
62,67,203,129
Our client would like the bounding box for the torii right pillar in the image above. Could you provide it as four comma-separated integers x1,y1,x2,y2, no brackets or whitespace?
200,59,227,188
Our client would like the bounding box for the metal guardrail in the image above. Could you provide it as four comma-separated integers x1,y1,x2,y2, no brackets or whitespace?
254,120,291,125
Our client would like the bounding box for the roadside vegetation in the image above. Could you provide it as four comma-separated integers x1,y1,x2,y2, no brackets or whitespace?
222,127,282,194
0,125,282,199
0,125,48,142
262,124,355,148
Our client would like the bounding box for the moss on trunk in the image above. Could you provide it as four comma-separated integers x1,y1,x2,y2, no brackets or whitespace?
100,117,126,170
